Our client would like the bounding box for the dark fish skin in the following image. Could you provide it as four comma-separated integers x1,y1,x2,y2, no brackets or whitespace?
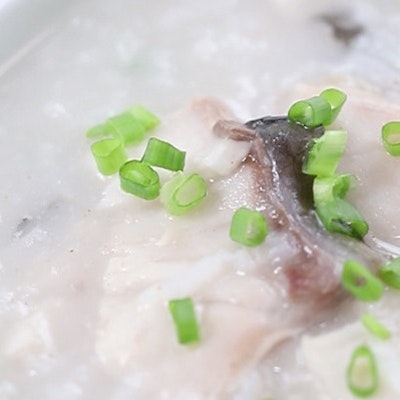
214,117,385,303
318,12,364,46
245,116,324,229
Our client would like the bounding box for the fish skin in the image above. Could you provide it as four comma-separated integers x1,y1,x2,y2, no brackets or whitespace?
216,117,385,303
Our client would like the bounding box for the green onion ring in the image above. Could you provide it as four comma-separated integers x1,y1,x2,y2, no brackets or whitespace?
346,345,379,397
341,260,383,302
90,138,127,175
142,137,186,171
320,87,347,125
379,256,400,289
168,297,200,345
229,207,269,247
361,313,391,341
382,121,400,156
288,96,331,128
119,160,160,200
160,172,207,215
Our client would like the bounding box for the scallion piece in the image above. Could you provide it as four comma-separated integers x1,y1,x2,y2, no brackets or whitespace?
341,260,383,302
303,130,347,176
361,313,391,340
90,138,127,175
346,345,379,398
107,112,145,146
160,172,207,215
142,138,186,171
379,256,400,289
320,88,347,125
313,174,352,203
382,121,400,156
315,198,369,240
119,160,160,200
288,96,331,128
168,297,200,345
128,105,160,131
230,207,268,247
86,123,108,138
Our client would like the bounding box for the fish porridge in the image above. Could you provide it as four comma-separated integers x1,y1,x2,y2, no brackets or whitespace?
2,0,400,399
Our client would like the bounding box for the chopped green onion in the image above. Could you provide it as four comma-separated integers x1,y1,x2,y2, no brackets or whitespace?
361,314,391,340
90,138,127,175
160,172,207,215
315,198,368,240
142,138,186,171
379,256,400,289
313,174,352,203
86,105,159,143
128,105,160,131
341,260,383,302
107,112,145,146
86,123,108,138
346,345,379,398
382,121,400,156
288,96,331,128
119,160,160,200
320,88,347,125
230,207,268,247
303,130,347,177
168,297,200,345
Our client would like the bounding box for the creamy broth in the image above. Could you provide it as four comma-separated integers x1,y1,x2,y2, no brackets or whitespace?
2,0,400,399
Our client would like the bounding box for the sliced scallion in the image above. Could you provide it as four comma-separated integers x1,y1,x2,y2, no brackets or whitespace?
382,121,400,156
119,160,160,200
346,345,379,398
379,256,400,289
320,88,347,125
315,198,369,240
361,313,391,341
168,297,200,345
303,130,347,177
128,105,160,131
341,260,383,302
288,96,331,128
86,123,108,138
230,207,268,247
90,138,127,175
160,172,207,215
107,112,145,146
313,174,352,203
142,138,186,171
